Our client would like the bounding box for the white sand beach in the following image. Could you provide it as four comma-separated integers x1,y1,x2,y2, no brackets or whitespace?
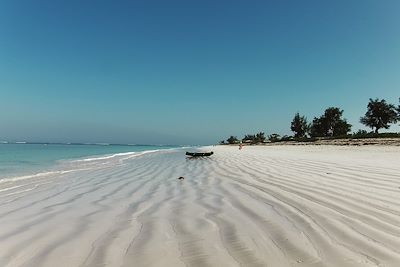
1,145,400,267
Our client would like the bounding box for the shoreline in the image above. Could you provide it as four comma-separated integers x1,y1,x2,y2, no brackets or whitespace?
1,145,400,266
0,144,182,181
0,147,185,196
224,137,400,146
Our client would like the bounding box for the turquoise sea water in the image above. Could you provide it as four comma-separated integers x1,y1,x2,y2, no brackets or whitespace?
0,143,178,179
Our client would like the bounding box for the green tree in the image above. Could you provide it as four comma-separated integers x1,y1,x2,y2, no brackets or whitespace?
310,117,326,137
290,113,308,138
397,98,400,120
226,136,239,144
310,107,351,137
352,129,369,138
255,132,266,143
242,134,256,143
268,133,280,142
360,98,398,133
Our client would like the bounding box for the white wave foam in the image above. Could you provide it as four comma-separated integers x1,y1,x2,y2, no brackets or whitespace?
0,170,77,184
0,184,27,193
1,181,52,197
71,151,140,162
70,148,179,163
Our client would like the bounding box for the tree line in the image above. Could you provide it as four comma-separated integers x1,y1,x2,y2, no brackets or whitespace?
221,98,400,144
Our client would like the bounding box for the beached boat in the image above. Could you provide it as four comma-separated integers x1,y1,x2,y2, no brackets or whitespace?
185,151,214,157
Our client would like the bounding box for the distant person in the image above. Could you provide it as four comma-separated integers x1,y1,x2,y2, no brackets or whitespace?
239,143,243,150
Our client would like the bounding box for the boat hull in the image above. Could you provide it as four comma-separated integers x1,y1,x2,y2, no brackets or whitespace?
185,152,214,157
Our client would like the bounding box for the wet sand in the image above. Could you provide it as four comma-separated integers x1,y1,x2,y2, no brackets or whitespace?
1,145,400,267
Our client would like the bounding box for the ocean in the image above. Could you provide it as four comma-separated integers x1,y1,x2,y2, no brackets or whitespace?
0,143,179,180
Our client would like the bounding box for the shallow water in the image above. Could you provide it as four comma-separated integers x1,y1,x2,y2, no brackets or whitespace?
0,143,178,179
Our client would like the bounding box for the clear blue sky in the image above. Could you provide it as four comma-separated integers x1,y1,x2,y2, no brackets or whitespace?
1,0,399,145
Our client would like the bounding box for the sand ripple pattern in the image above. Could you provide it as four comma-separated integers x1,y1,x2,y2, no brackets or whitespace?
1,146,400,267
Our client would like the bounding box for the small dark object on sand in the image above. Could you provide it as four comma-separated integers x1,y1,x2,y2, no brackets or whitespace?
178,176,185,180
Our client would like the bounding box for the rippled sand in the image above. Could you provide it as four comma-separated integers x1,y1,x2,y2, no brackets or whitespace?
1,145,400,267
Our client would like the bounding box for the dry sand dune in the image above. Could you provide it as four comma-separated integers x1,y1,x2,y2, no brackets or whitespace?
1,145,400,267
